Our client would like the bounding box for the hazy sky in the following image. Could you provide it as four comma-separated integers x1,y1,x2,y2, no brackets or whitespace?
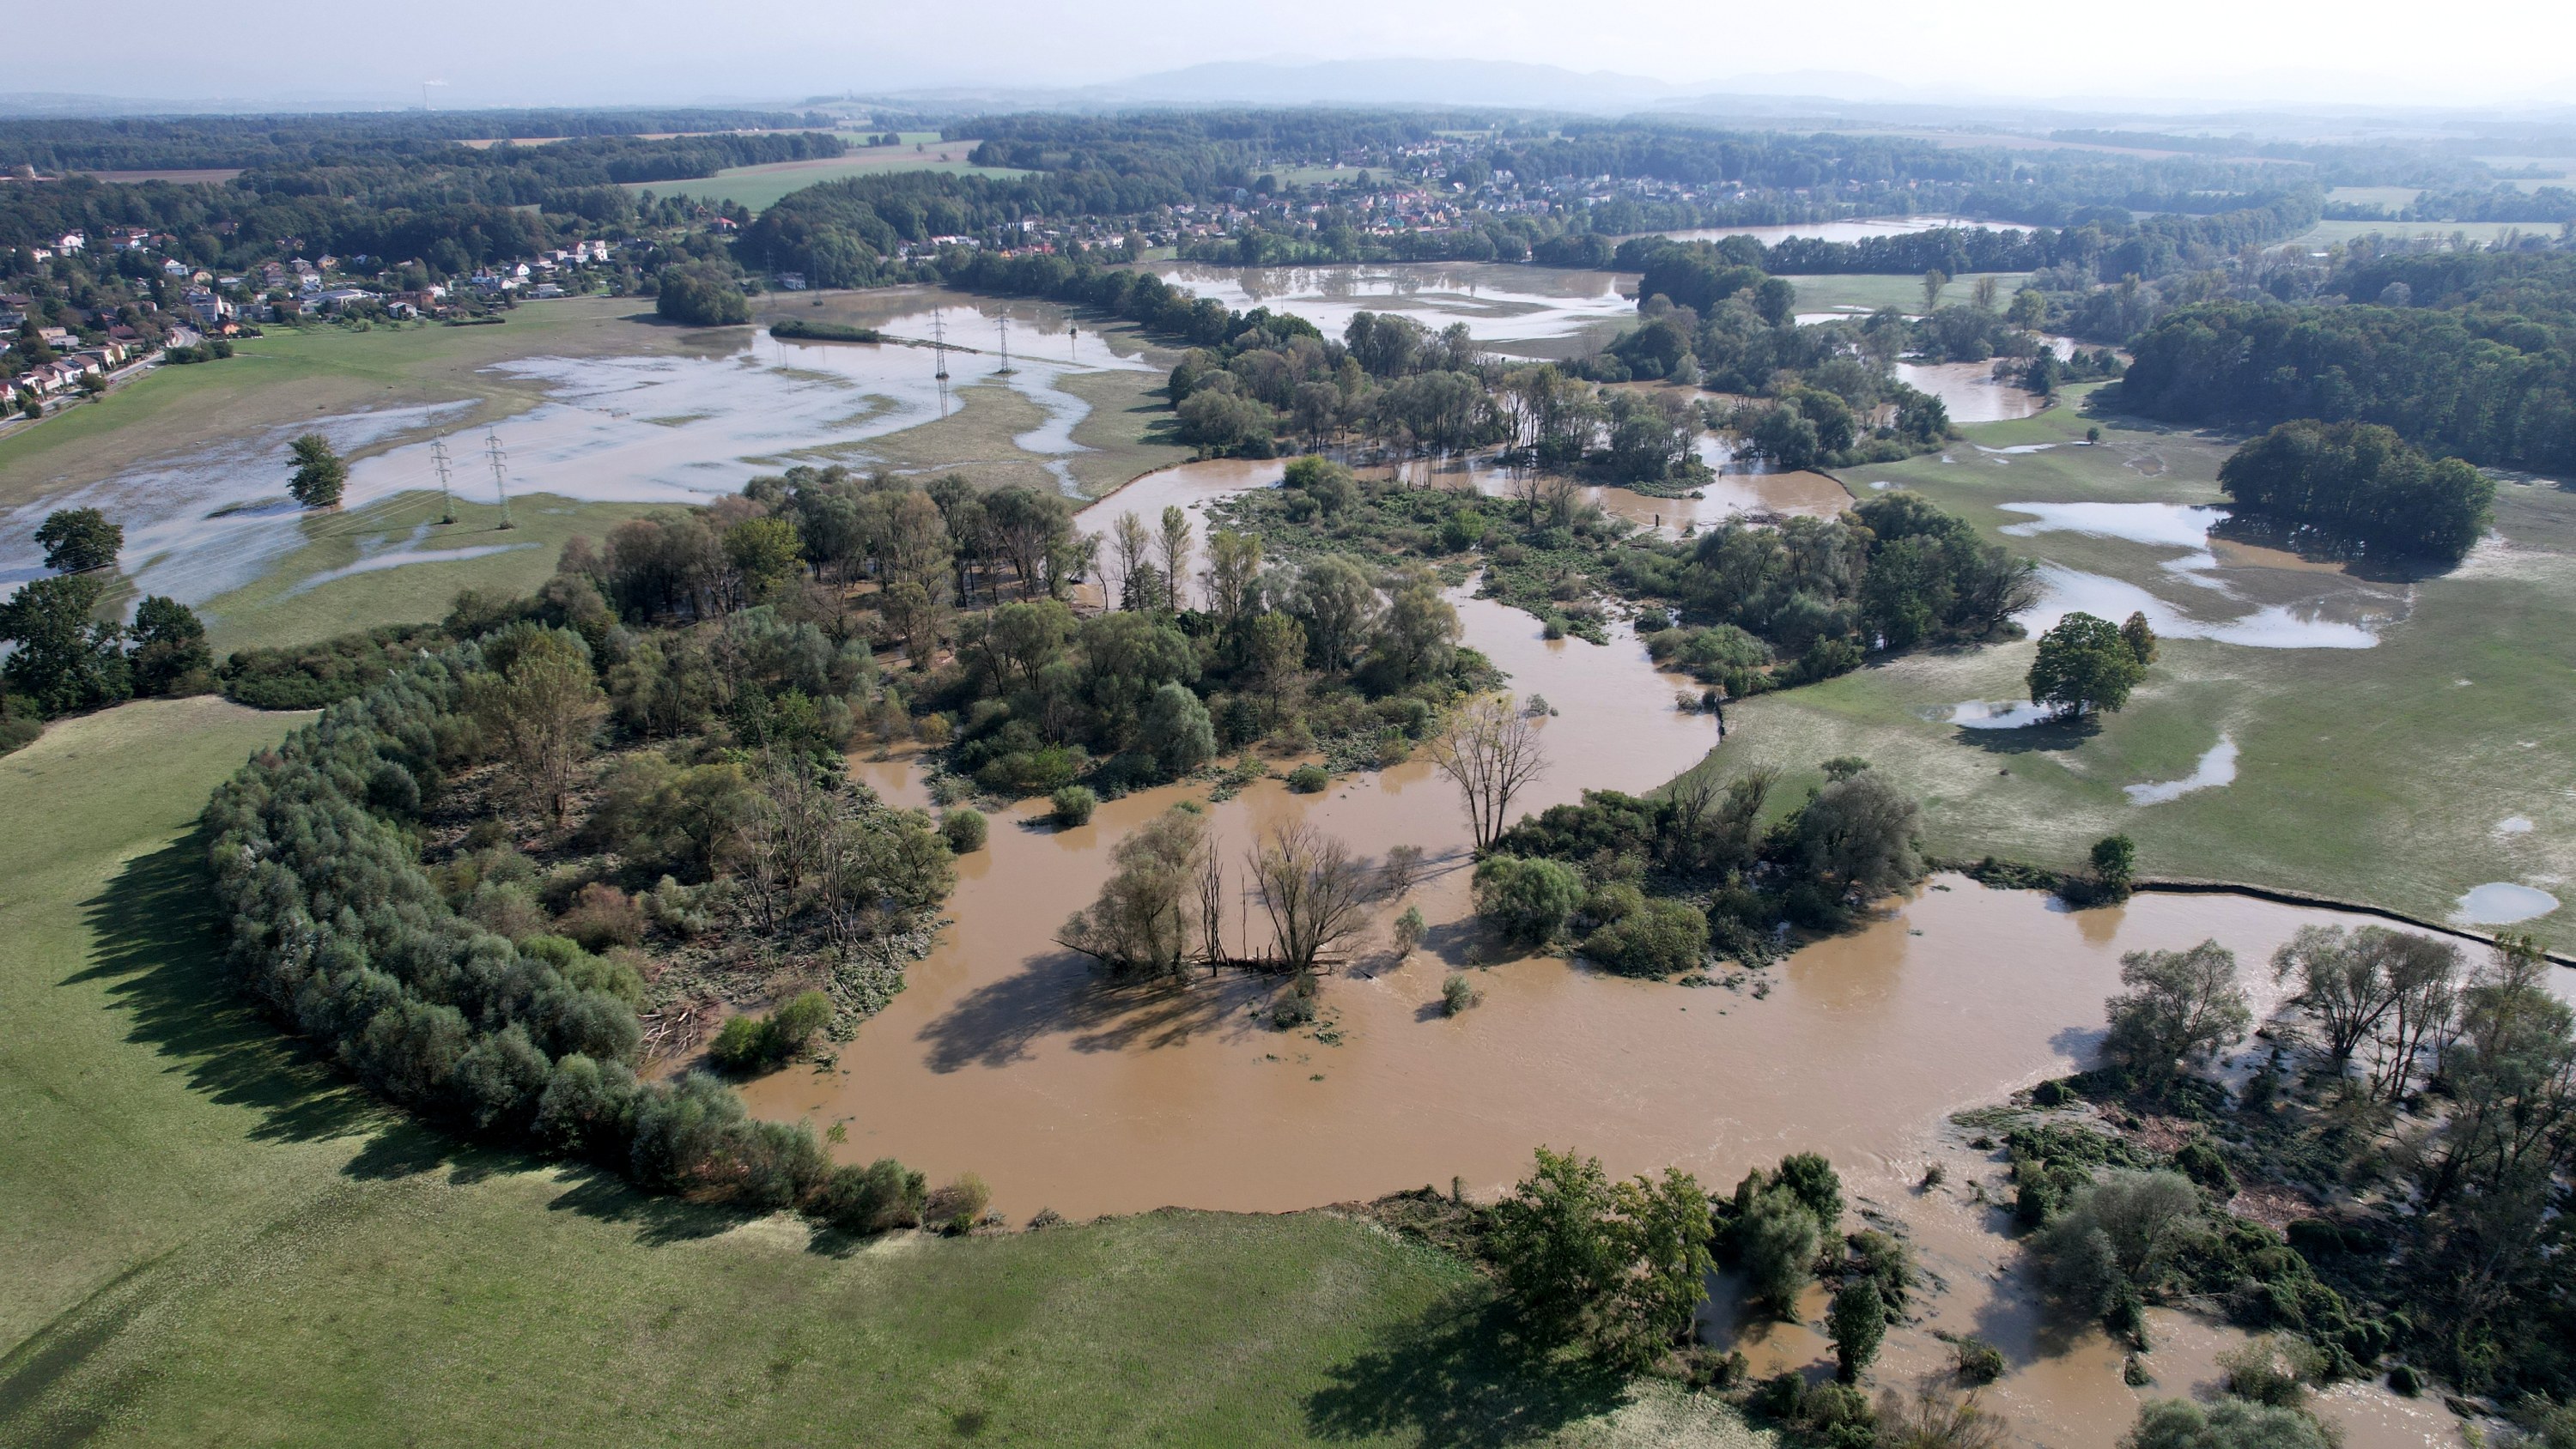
18,0,2576,111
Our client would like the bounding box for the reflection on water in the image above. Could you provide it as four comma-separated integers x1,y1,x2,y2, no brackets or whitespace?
2000,501,2230,549
0,399,473,609
2026,564,2391,649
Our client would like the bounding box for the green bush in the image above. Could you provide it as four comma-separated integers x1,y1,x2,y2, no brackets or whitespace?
814,1157,927,1234
1441,973,1479,1016
926,1172,993,1232
1050,785,1097,827
1953,1333,2006,1385
1472,855,1584,943
1582,896,1710,976
1286,763,1328,793
707,990,834,1075
940,807,988,853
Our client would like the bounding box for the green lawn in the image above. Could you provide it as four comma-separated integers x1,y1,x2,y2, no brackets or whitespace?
1684,386,2576,948
1782,272,2030,317
0,698,1758,1447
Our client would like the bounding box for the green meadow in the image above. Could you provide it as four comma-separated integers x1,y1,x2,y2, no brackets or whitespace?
1680,386,2576,948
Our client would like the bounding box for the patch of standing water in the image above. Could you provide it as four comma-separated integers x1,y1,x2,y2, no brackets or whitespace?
2453,882,2561,925
2498,816,2536,835
1923,699,2057,730
2124,734,2239,803
2024,564,2385,649
1999,502,2232,549
0,399,476,609
1893,359,2045,422
1145,261,1635,353
1655,215,2015,246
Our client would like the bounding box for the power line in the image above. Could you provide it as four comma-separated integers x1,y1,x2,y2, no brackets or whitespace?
484,427,513,530
430,434,457,524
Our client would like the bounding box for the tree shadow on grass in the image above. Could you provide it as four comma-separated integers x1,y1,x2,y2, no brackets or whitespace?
1304,1292,1630,1447
70,831,772,1252
69,830,382,1149
1954,714,2102,756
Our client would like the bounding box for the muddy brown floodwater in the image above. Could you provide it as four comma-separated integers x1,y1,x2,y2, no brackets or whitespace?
741,458,2472,1449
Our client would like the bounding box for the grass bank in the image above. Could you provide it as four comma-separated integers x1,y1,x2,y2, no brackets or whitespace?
0,699,1758,1447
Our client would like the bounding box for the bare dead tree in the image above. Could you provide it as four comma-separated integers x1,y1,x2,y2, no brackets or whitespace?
1427,693,1550,851
1198,850,1229,973
1248,822,1375,973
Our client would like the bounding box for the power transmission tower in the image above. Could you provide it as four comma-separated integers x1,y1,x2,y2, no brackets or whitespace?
430,435,457,524
931,308,949,379
484,427,514,530
993,316,1015,375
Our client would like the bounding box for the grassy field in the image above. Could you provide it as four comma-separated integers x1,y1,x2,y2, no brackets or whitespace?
0,699,1759,1447
1681,385,2576,948
2285,218,2557,246
1782,272,2030,317
631,144,1034,214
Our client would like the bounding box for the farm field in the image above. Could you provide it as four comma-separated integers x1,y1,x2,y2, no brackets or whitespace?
1681,385,2576,949
626,143,1034,213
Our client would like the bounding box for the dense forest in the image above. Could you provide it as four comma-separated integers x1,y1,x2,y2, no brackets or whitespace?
2119,247,2576,473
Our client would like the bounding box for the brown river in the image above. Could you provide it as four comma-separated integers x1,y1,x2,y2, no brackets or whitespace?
740,458,2475,1448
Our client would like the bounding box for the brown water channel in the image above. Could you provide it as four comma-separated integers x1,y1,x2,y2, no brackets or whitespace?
744,458,2474,1447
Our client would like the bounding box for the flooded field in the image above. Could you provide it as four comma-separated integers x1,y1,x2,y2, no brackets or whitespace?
1656,215,2019,246
1146,260,1636,356
742,456,2492,1449
0,303,1153,608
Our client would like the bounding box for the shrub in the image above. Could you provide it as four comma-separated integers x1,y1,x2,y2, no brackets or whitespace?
1829,1276,1886,1381
926,1172,992,1231
555,882,644,950
707,990,835,1075
1050,785,1097,827
941,807,988,853
1472,855,1584,943
1441,973,1479,1016
1286,763,1328,793
1582,896,1710,976
1741,1187,1822,1316
1953,1333,2006,1385
815,1157,927,1233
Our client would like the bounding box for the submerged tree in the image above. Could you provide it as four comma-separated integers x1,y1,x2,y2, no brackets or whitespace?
287,433,348,509
1429,692,1548,850
1486,1146,1714,1367
1248,821,1374,973
1059,805,1210,978
2102,940,2251,1086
